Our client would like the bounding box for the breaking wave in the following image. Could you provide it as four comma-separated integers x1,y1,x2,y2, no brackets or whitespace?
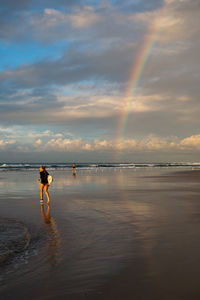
0,162,200,171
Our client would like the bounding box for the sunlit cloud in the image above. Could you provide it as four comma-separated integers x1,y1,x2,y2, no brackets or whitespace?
4,134,197,154
42,135,200,153
70,6,101,28
0,139,16,149
180,135,200,150
34,139,42,148
28,130,63,139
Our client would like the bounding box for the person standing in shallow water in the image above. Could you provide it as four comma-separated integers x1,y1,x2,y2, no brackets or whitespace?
38,166,50,203
72,163,76,176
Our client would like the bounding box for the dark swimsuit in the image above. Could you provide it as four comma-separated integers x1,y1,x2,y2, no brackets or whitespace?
40,171,49,185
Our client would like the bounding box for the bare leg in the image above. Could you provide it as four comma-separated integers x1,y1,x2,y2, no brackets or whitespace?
45,184,50,203
40,184,44,200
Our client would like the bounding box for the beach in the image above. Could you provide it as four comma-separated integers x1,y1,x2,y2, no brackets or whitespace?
1,167,200,299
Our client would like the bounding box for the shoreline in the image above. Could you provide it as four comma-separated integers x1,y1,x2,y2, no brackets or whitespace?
0,219,30,264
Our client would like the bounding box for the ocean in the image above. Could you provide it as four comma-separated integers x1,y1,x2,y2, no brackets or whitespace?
0,162,200,171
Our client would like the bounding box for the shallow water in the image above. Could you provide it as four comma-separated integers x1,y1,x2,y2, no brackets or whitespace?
1,168,200,299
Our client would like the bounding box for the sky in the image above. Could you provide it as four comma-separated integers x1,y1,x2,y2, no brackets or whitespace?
0,0,200,163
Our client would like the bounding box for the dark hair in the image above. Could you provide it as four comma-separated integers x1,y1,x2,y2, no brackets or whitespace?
41,166,47,174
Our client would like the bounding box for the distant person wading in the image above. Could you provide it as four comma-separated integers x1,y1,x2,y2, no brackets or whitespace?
72,163,76,176
38,166,50,203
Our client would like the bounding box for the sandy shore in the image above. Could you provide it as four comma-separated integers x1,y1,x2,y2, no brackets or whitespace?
1,168,200,299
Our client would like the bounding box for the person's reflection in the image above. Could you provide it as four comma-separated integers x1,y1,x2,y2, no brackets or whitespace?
40,203,61,267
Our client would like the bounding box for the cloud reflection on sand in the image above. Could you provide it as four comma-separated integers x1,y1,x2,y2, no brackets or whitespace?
116,170,155,277
52,170,114,189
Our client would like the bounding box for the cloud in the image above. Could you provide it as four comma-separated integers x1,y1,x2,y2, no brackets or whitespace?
48,134,200,153
18,134,200,153
45,138,85,151
29,130,63,139
0,0,199,160
0,139,16,149
0,0,82,41
180,135,200,150
34,6,102,32
2,133,200,164
0,41,137,91
0,82,199,141
70,6,101,28
34,139,42,148
1,0,199,93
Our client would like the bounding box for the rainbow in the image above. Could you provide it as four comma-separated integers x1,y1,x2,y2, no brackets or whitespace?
116,5,167,152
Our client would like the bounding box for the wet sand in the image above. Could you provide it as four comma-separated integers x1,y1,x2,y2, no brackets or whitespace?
1,168,200,299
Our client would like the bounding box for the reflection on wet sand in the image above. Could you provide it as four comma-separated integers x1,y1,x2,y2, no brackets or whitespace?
116,171,155,276
3,169,200,299
40,203,61,267
54,170,116,188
